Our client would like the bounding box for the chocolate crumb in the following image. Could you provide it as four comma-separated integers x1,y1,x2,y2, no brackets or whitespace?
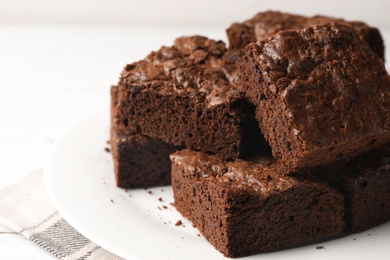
175,220,182,226
158,197,163,202
316,246,325,250
158,206,162,211
104,147,111,153
170,202,174,206
147,190,153,195
110,199,114,203
197,234,201,237
163,205,168,209
161,189,164,192
353,238,356,241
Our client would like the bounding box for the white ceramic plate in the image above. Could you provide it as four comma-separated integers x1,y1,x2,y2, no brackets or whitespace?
44,109,390,260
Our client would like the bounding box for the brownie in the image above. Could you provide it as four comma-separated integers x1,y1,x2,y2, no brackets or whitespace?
315,144,390,232
171,149,345,258
242,23,390,174
114,35,267,161
227,11,385,60
110,85,178,188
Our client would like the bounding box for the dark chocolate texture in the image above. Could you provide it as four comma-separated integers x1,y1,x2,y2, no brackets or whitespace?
316,144,390,232
171,149,345,258
110,85,178,188
115,35,267,160
242,23,390,174
227,11,385,60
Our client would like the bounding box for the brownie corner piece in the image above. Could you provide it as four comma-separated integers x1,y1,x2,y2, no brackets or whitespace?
242,22,390,173
114,35,267,160
171,149,344,258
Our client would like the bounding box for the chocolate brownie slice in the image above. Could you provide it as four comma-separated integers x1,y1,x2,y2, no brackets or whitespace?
242,23,390,174
315,144,390,232
171,149,345,258
110,86,178,188
227,11,384,60
114,36,267,160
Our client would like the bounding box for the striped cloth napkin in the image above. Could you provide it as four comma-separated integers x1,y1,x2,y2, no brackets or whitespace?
0,169,122,260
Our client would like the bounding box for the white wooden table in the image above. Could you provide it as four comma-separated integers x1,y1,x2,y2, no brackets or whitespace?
0,23,389,259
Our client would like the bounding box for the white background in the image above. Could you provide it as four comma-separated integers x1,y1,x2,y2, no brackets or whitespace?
0,1,390,259
1,0,390,29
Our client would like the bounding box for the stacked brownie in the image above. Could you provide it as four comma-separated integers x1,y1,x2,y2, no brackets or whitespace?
110,11,390,258
115,36,267,161
111,35,268,188
241,22,390,174
110,85,177,188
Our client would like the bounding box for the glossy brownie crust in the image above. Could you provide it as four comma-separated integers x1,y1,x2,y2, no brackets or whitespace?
171,149,344,258
110,86,177,188
316,144,390,232
227,11,384,60
242,23,390,174
115,36,265,160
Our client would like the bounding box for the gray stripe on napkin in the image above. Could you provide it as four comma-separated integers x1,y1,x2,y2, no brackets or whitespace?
30,219,91,257
0,169,123,260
